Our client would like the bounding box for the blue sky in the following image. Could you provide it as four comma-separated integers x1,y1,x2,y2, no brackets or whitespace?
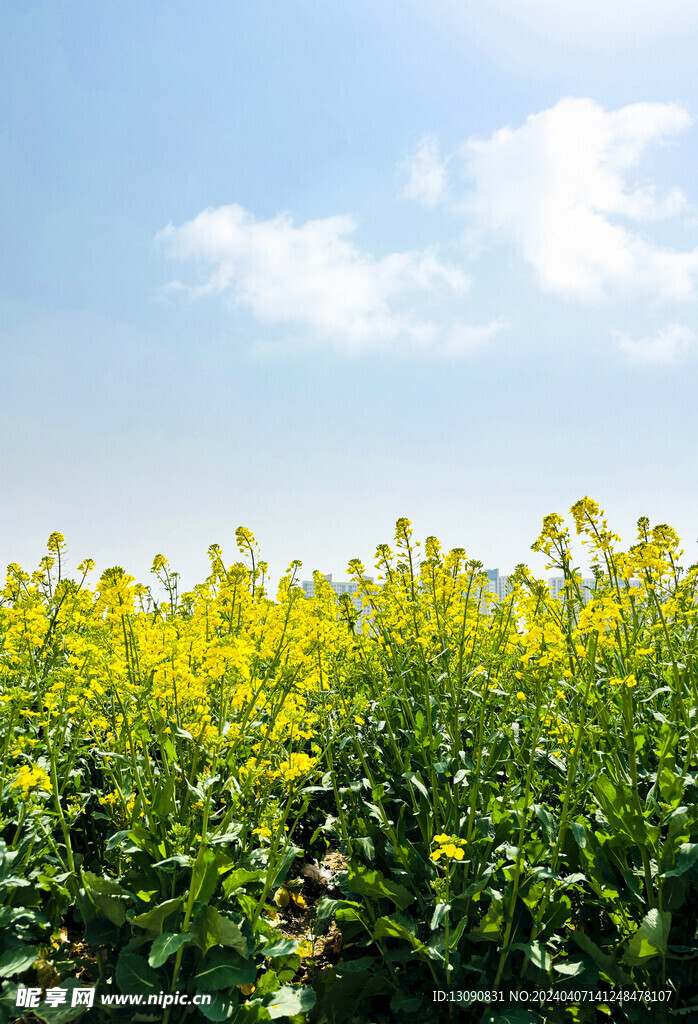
2,0,698,586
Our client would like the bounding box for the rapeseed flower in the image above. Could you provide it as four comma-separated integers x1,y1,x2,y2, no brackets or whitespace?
11,764,51,798
431,834,467,861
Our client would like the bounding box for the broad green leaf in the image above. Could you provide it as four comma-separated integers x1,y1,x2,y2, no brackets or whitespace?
264,984,315,1019
340,862,414,910
593,775,649,847
148,932,192,968
430,901,450,930
0,945,37,977
554,960,586,977
260,938,298,958
193,948,256,991
132,896,183,934
511,940,551,971
0,982,20,1024
192,849,234,904
374,916,424,950
81,872,126,897
197,992,238,1022
663,843,698,879
33,980,93,1023
471,900,504,942
222,868,265,897
533,804,557,844
271,844,302,889
115,952,161,995
312,895,362,936
623,909,672,965
90,893,126,927
151,776,175,818
191,906,247,956
391,991,422,1014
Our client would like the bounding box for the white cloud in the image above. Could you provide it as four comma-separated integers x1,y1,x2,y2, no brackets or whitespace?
461,98,698,302
156,204,501,354
401,135,448,207
614,322,694,364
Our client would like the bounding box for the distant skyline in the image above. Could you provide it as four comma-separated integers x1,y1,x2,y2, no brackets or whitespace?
2,1,697,590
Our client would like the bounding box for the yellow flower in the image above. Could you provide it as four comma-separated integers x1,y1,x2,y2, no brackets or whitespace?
516,691,526,701
431,843,465,862
431,834,467,860
11,764,51,797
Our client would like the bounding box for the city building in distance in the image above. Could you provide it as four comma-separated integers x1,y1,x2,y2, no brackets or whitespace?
486,569,598,604
301,574,373,613
304,570,603,608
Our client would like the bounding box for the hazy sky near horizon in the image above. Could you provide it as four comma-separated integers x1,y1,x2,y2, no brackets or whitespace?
2,0,698,587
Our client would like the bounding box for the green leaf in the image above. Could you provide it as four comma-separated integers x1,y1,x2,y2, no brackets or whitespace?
264,984,315,1019
0,908,48,930
0,982,20,1024
511,940,551,971
554,960,586,977
197,992,238,1022
151,777,175,818
334,956,377,975
222,868,265,897
430,902,450,930
391,991,423,1014
571,822,587,849
105,830,132,851
571,931,631,984
193,948,256,991
340,862,414,910
0,945,37,977
353,836,375,862
191,849,234,904
152,854,191,869
271,844,302,889
533,804,557,844
592,775,649,847
374,916,436,960
312,895,362,936
115,952,161,995
623,909,672,965
33,980,94,1023
663,843,698,879
90,894,126,927
191,906,247,956
148,932,192,969
260,938,299,958
404,771,430,801
471,900,504,943
132,896,183,934
84,916,120,947
81,872,126,897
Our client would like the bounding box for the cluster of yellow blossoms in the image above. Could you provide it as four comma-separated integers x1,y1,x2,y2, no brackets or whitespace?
431,834,467,862
11,764,51,797
1,504,695,846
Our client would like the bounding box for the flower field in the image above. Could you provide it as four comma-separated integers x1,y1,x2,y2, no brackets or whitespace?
2,500,698,1023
